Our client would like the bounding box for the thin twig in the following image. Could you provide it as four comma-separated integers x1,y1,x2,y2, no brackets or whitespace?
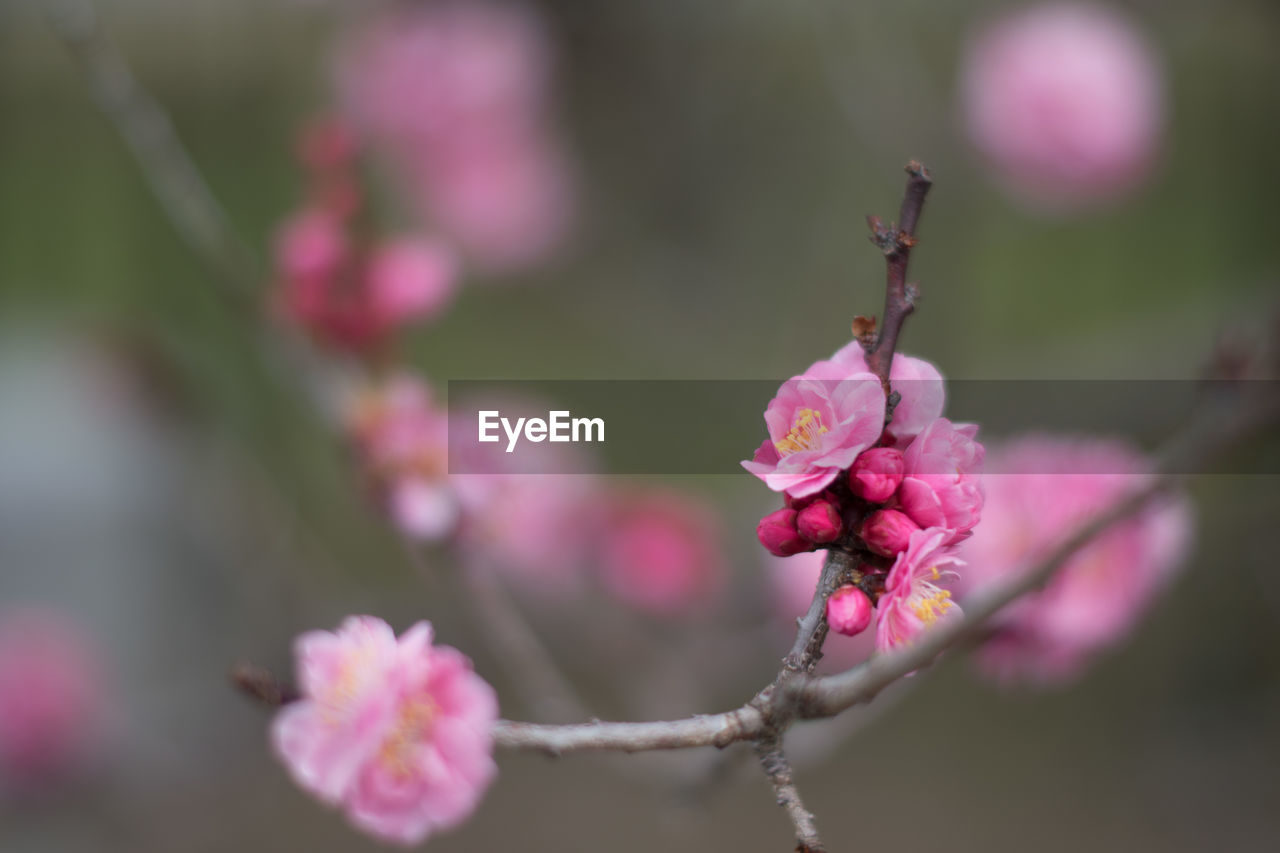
45,0,259,302
865,161,933,391
755,736,825,853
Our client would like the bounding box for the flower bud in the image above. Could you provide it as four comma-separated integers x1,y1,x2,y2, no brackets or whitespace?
826,586,873,637
756,508,810,557
848,447,905,503
858,508,920,557
796,500,843,544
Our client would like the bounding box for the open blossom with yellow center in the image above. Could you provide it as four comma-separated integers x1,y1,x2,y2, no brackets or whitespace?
876,528,966,653
775,408,829,456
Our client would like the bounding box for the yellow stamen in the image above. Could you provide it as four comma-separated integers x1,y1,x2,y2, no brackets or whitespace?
909,588,953,625
377,697,439,779
775,408,829,456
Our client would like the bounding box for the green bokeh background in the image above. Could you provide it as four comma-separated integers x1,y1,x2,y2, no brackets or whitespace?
1,1,1277,851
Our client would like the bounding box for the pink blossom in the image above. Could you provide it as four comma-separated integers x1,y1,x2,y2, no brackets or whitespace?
742,374,885,498
336,1,574,270
848,446,905,503
826,586,873,637
276,207,348,285
897,418,985,541
272,618,498,845
807,342,945,447
345,376,458,542
0,609,103,786
960,3,1165,208
956,436,1193,684
365,237,459,327
875,527,965,652
858,508,921,558
598,490,726,616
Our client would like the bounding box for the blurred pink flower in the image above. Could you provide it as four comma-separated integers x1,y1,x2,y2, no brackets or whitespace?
0,609,103,787
742,374,885,498
897,418,985,541
957,436,1193,684
364,237,459,327
336,0,575,270
875,527,965,653
960,3,1165,208
275,214,458,353
346,376,459,541
808,343,945,447
273,618,497,845
598,490,726,616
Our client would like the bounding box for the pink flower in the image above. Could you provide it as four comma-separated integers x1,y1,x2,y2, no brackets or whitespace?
742,374,885,498
807,342,945,447
826,586,873,637
365,237,459,327
346,376,459,541
276,207,348,285
897,418,985,541
956,436,1193,684
875,527,965,652
960,3,1165,208
0,609,104,786
336,1,574,270
858,508,921,558
848,447,905,503
796,499,843,544
598,490,725,616
273,617,498,846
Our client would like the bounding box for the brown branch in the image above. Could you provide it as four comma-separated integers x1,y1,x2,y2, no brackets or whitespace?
864,161,933,393
492,383,1279,756
782,549,856,675
755,736,825,853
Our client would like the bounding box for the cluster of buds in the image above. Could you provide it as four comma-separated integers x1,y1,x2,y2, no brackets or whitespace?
273,115,458,354
746,342,985,650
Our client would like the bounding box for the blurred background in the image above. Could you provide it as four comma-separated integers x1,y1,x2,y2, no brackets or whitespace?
1,0,1278,850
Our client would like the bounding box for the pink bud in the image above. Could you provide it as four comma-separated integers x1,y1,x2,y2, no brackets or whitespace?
858,508,920,557
848,447,905,503
826,586,873,637
796,500,843,544
756,508,810,557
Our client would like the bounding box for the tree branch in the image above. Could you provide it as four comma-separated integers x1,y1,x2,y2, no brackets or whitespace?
755,736,825,853
864,161,933,392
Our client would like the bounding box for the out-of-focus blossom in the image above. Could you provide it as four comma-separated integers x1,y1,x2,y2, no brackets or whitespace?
960,3,1165,208
742,374,885,498
598,490,725,615
826,586,873,637
957,436,1193,684
858,508,921,558
275,217,458,353
808,344,945,448
0,609,104,788
346,375,458,541
875,527,965,652
848,446,906,503
336,0,575,270
897,418,985,541
272,617,497,845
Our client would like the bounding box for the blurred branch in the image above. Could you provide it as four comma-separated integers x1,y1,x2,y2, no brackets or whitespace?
45,0,260,303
